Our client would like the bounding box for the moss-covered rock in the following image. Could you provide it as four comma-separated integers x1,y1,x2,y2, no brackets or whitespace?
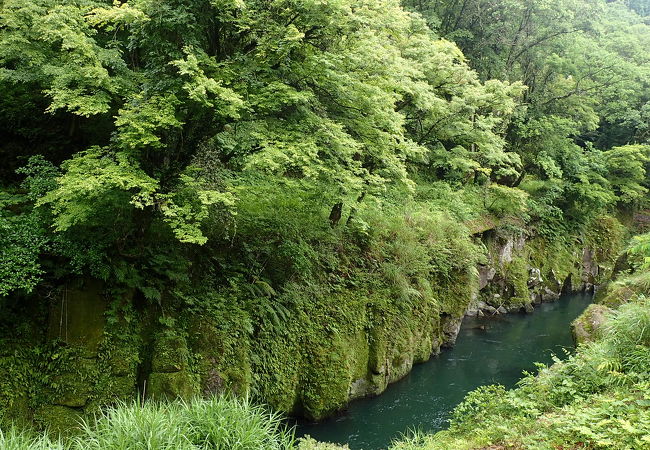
150,332,190,373
47,280,107,357
33,405,83,434
187,317,252,395
298,436,349,449
571,304,612,345
147,370,199,400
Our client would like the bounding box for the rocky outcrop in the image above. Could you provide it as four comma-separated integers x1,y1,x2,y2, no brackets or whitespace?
441,314,464,348
571,304,612,344
465,229,615,319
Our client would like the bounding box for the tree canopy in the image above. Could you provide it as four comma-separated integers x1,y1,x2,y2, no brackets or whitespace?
1,0,648,297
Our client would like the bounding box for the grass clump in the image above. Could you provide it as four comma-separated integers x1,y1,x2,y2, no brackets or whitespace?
0,427,65,450
0,396,296,449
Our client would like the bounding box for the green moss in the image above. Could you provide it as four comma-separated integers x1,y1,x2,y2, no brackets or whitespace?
584,215,627,274
597,270,650,307
51,359,98,408
298,436,349,449
46,280,107,357
186,307,252,395
33,405,83,434
571,304,612,344
147,371,199,400
504,253,530,306
301,335,353,420
150,333,190,373
0,395,31,428
527,237,580,289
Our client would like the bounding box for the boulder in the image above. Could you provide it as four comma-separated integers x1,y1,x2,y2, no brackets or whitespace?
483,305,497,314
541,287,560,302
441,316,463,348
571,304,612,345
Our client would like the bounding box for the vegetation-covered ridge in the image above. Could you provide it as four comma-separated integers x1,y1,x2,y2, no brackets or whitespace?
0,0,649,436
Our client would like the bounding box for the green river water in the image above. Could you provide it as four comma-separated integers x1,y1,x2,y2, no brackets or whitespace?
296,292,593,449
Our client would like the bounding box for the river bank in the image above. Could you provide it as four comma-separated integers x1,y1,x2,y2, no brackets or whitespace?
296,292,593,449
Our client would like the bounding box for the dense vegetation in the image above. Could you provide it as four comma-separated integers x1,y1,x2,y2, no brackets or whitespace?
0,0,649,447
0,396,298,449
2,0,648,304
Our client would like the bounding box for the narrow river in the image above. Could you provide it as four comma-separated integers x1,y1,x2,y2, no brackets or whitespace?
296,292,593,449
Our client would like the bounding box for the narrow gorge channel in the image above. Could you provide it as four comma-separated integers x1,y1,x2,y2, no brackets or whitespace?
296,292,593,450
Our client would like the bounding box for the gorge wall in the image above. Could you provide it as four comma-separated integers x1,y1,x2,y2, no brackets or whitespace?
0,216,626,431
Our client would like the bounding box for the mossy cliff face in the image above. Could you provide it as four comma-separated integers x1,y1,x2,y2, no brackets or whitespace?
193,271,477,420
0,217,626,428
468,216,625,317
0,272,476,426
571,304,612,344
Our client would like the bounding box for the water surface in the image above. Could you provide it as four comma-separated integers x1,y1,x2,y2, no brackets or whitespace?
296,292,592,449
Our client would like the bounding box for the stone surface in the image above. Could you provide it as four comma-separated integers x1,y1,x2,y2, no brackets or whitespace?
528,267,543,287
571,304,612,345
349,377,373,400
47,279,107,357
34,405,83,433
147,370,199,400
581,247,600,286
441,316,463,348
541,287,560,302
483,305,497,314
478,265,497,289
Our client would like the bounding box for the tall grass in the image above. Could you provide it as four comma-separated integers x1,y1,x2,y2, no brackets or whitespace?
0,427,65,450
1,396,296,449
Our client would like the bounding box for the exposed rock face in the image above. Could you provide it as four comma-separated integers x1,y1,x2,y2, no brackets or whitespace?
441,315,463,348
581,247,600,292
528,268,543,287
466,230,613,319
497,234,526,265
541,287,560,303
571,304,612,345
478,265,497,289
